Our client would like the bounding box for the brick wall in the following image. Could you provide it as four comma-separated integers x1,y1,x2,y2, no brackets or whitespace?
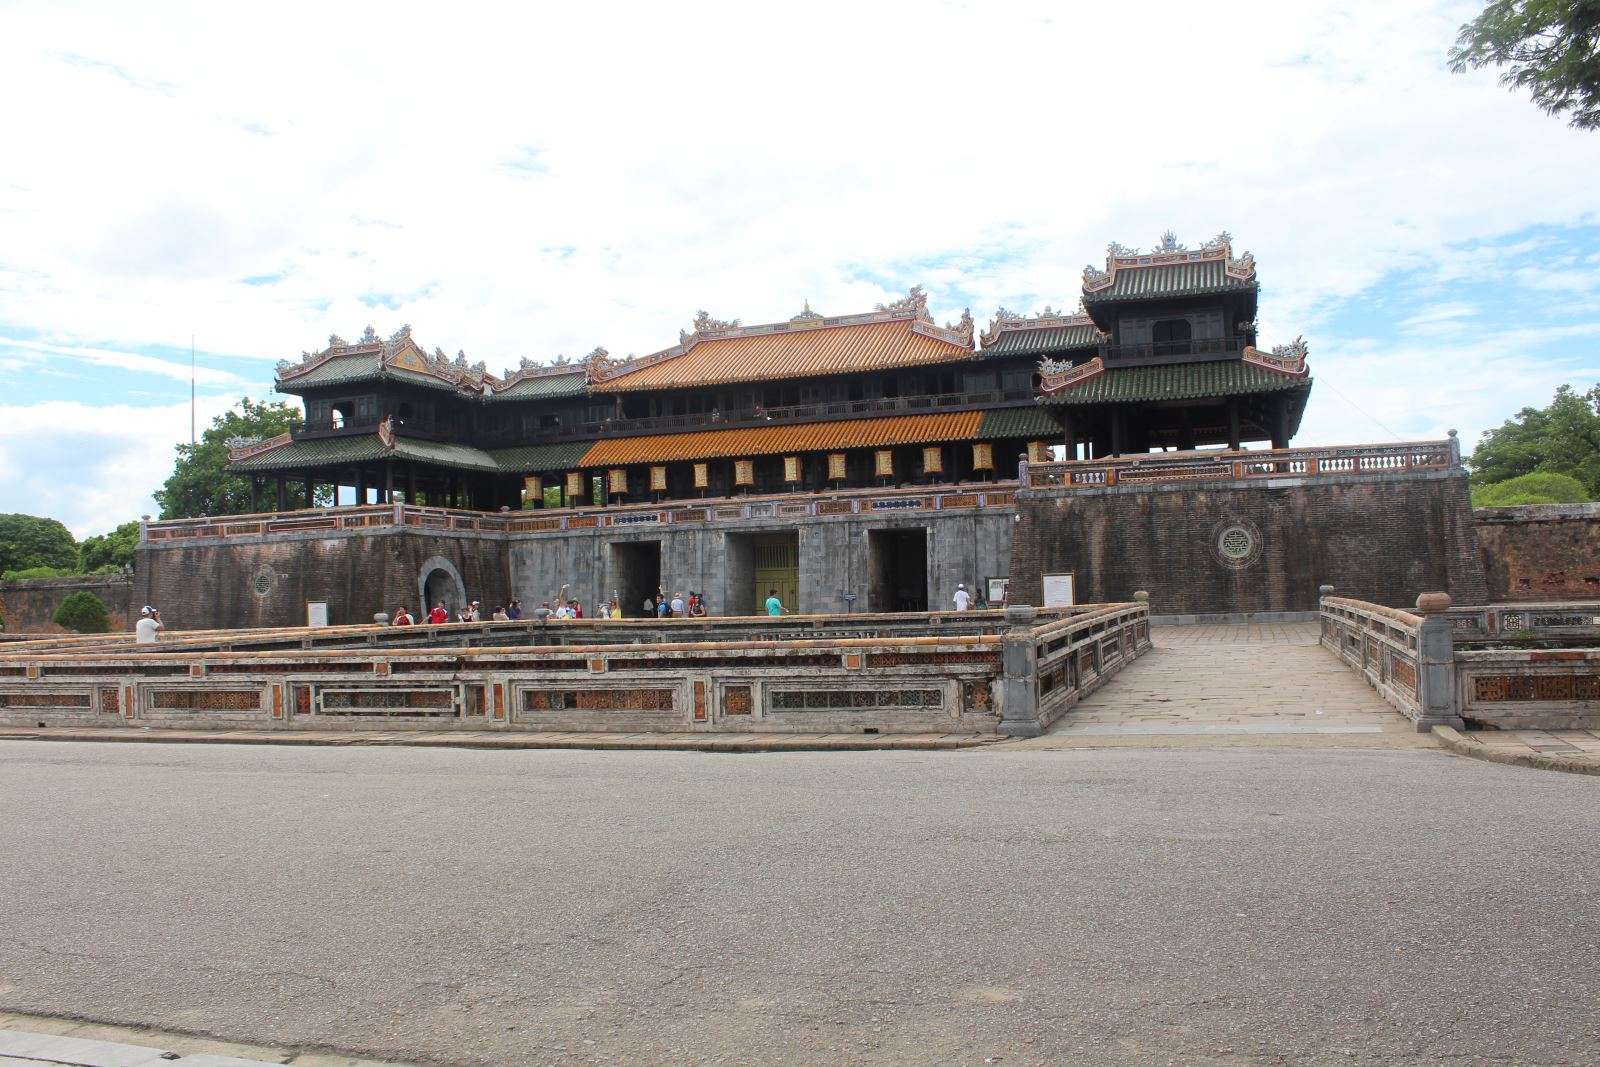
0,576,133,633
1473,504,1600,602
133,530,509,631
1008,469,1488,616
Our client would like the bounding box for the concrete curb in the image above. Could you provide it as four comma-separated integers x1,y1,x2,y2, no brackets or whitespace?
0,727,1002,755
1431,725,1600,777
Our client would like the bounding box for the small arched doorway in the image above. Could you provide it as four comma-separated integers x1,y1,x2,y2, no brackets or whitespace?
417,555,468,619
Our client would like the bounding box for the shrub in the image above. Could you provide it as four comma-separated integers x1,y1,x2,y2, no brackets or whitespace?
2,565,72,581
1471,471,1590,507
53,591,110,633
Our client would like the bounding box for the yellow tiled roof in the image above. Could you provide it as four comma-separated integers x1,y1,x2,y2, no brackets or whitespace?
591,319,972,393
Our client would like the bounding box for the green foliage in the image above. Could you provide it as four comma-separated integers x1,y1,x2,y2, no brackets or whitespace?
53,591,110,633
1,565,73,581
0,513,77,574
1450,1,1600,129
1469,384,1600,497
154,397,311,519
78,520,140,572
1471,471,1591,506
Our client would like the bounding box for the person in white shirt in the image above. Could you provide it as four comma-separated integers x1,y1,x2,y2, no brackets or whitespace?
135,605,163,644
952,584,971,611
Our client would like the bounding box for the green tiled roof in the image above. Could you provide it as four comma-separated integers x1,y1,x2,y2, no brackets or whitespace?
229,434,390,472
486,371,588,403
983,323,1101,358
275,352,383,392
230,433,500,473
391,437,501,472
1084,260,1257,303
1048,361,1312,406
488,441,593,472
978,407,1061,438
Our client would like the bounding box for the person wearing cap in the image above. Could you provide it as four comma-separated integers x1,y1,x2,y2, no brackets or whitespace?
952,584,971,611
135,605,163,644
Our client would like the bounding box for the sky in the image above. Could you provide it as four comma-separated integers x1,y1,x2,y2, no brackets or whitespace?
1,0,1598,537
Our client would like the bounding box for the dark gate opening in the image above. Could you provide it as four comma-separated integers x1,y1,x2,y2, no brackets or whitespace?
867,528,928,613
611,541,662,618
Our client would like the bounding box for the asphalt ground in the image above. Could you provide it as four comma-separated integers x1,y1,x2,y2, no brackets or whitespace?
2,741,1599,1066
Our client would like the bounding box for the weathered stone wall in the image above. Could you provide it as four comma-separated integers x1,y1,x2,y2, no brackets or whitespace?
134,529,509,631
0,576,133,633
1009,469,1488,616
506,510,1014,617
1473,504,1600,602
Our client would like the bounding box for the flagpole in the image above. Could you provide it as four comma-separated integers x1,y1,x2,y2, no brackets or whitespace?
190,334,196,445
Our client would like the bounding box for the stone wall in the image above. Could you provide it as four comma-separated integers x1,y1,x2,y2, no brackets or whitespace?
1473,503,1600,602
1009,469,1488,616
506,510,1014,617
134,529,509,631
0,576,133,633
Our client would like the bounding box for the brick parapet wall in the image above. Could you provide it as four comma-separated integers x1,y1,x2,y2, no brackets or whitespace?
0,577,133,634
1009,468,1488,615
1473,503,1600,602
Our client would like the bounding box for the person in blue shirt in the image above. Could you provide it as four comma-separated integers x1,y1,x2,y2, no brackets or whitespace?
765,589,784,616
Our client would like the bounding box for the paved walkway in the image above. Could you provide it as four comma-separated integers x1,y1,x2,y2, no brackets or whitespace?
0,1016,406,1065
1437,725,1600,775
1022,621,1428,749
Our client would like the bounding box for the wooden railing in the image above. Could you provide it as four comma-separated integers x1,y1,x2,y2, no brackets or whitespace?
142,482,1022,544
1023,438,1461,491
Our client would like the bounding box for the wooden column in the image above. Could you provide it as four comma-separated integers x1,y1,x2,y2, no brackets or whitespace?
356,469,368,506
1110,409,1126,457
275,476,287,511
1060,412,1076,462
406,467,417,506
1178,409,1195,452
1271,399,1290,450
1227,398,1242,451
384,461,395,504
304,475,315,509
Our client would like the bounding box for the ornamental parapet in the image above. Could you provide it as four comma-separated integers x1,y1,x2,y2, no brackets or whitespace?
1021,438,1461,491
141,481,1023,545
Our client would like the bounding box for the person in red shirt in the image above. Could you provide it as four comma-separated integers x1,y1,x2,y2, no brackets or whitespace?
427,602,449,625
393,607,414,626
569,599,583,619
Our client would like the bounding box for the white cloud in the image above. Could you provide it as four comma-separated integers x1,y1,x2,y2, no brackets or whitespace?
0,395,241,537
0,336,244,386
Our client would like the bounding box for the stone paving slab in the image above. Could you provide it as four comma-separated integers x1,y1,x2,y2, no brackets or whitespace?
1021,621,1429,749
1434,725,1600,776
0,1016,407,1066
0,727,999,754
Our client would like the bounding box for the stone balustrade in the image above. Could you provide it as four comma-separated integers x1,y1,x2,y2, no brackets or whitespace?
0,603,1150,737
1024,438,1460,491
142,481,1021,544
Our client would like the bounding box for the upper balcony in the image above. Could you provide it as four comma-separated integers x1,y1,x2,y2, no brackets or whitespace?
472,387,1039,447
1097,334,1249,367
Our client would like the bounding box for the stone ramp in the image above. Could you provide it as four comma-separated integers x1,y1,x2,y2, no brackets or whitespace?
1021,622,1428,748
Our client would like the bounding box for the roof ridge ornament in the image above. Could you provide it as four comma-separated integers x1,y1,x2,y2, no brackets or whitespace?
791,300,824,324
875,285,930,321
360,325,378,344
945,308,974,347
1155,230,1186,253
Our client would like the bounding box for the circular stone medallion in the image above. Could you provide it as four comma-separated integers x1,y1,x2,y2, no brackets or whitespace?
1212,517,1263,570
250,564,276,598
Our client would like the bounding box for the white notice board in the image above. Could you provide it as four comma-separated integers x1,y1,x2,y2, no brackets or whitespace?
306,601,329,628
1042,573,1076,607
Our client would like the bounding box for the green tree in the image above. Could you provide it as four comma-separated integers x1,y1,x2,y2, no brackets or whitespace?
154,397,307,519
78,520,141,572
1469,384,1600,496
1449,1,1600,129
1470,470,1591,505
53,590,110,633
0,513,77,574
